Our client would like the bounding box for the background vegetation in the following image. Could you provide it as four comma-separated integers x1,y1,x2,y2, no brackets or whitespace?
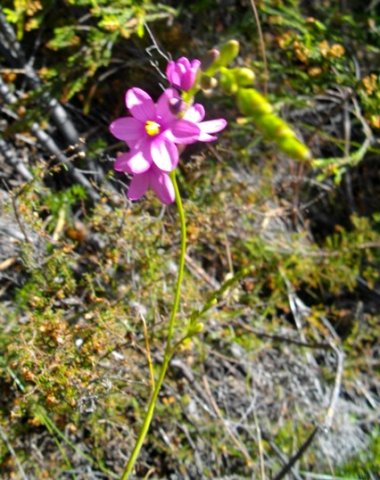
0,0,379,478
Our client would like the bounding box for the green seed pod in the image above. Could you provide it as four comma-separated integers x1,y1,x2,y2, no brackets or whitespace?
219,67,238,95
257,114,296,139
277,136,312,161
237,88,273,117
219,40,240,67
233,67,256,87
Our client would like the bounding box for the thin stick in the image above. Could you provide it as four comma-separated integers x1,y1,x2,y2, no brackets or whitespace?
0,426,28,480
272,426,320,480
254,413,266,480
249,0,269,94
202,375,254,468
0,138,33,181
140,314,155,391
323,344,344,430
261,431,303,480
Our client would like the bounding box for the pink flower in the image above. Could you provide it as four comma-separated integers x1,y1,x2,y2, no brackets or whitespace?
109,88,200,174
109,84,227,205
126,164,175,205
183,103,227,141
122,102,227,204
166,57,201,91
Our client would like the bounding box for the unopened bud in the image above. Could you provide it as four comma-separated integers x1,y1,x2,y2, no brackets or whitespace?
201,48,220,72
191,322,204,334
258,114,296,139
277,137,312,161
219,67,238,95
219,40,240,67
200,75,218,90
233,67,256,87
237,88,273,117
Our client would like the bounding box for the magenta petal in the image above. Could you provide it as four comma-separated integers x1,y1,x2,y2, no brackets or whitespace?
114,152,132,172
127,173,150,201
156,88,179,124
115,143,151,174
171,71,182,87
181,73,193,91
166,62,182,87
177,57,191,69
166,61,175,82
184,104,205,123
170,119,200,145
150,171,175,204
109,117,144,142
150,137,178,172
198,132,217,142
199,118,227,134
191,59,201,70
125,88,155,122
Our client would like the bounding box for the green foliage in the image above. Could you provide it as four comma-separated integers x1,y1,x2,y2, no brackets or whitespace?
3,0,176,102
336,428,380,478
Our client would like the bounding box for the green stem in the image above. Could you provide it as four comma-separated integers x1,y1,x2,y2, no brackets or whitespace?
120,171,187,480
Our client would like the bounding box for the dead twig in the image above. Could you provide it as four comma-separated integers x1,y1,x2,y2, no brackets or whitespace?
254,413,266,480
0,425,28,480
0,138,33,181
248,0,269,94
260,431,304,480
272,425,320,480
185,253,220,289
202,375,255,469
0,76,100,201
0,8,80,147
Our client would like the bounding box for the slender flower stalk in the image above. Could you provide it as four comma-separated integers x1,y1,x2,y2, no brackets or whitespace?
120,171,187,480
109,56,227,477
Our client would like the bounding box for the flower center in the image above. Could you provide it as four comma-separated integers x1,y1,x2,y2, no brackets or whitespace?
145,120,160,136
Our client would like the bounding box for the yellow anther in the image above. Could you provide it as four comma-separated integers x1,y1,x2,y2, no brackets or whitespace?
145,120,160,136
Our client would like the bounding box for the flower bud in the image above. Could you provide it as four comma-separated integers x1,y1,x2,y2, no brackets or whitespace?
219,67,238,95
277,136,312,161
237,88,273,117
192,322,204,334
233,67,256,87
200,75,218,91
201,48,220,72
166,57,201,91
219,40,240,67
257,114,296,139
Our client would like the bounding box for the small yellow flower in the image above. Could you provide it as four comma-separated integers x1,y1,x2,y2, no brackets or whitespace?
362,74,378,95
370,115,380,129
294,40,309,63
329,44,345,58
319,40,330,57
308,67,323,77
